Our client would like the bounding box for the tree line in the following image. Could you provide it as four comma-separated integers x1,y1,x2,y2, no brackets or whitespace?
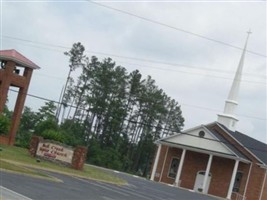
2,42,184,176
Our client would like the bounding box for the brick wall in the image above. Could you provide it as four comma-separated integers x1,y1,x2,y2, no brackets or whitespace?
160,147,182,184
153,145,167,182
151,124,266,200
153,145,254,199
209,124,267,200
245,164,266,200
72,146,88,170
208,156,235,197
261,170,267,200
29,135,41,156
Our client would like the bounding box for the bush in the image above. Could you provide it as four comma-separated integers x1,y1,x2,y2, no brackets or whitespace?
34,118,58,135
41,129,65,143
87,140,123,170
15,131,33,148
0,114,10,135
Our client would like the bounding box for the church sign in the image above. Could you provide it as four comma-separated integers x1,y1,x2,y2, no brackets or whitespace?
30,136,88,170
36,141,74,164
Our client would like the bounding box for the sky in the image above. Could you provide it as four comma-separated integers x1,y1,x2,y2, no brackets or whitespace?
0,0,266,143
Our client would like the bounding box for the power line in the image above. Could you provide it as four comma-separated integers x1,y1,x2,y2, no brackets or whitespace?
87,0,266,58
8,88,266,121
117,61,266,85
181,103,266,121
34,72,66,81
3,35,266,84
7,88,267,152
32,59,266,85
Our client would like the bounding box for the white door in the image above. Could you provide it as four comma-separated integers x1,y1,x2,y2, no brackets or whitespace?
193,171,212,194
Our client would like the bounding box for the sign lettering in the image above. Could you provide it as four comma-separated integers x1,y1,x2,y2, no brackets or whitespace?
36,142,74,164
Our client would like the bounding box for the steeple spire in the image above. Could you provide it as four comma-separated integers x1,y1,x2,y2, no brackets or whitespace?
217,31,251,131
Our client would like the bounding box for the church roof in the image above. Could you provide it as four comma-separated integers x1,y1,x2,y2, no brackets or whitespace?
206,125,249,160
217,123,267,165
157,122,267,165
0,49,40,69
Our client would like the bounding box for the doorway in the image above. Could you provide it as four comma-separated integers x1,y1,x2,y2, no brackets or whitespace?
193,171,212,194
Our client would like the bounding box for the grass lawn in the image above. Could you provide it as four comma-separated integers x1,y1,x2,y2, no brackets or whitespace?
0,159,60,182
0,145,126,185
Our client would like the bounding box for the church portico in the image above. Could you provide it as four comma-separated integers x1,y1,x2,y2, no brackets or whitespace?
151,143,251,199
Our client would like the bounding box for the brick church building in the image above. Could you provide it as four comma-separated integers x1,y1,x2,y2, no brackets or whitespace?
150,33,267,200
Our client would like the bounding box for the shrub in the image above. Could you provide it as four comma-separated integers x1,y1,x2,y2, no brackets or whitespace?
41,129,65,143
0,114,10,135
34,118,58,135
15,131,33,148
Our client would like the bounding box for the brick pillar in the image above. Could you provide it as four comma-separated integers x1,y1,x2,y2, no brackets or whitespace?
29,135,42,156
8,68,33,145
71,146,88,170
0,61,15,113
0,135,9,145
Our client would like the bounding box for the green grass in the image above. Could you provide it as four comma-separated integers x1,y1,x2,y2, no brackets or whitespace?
0,145,126,185
0,160,60,181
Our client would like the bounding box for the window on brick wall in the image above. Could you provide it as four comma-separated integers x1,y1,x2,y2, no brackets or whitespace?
168,157,180,179
233,171,243,192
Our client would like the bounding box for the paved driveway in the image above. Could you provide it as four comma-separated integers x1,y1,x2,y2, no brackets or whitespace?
1,168,218,200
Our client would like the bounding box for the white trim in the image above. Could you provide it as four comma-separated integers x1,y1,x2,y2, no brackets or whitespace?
159,124,241,158
150,144,161,181
225,100,238,105
202,126,240,158
216,122,265,165
259,168,267,200
174,149,186,187
181,124,207,134
159,141,250,164
159,146,169,182
227,160,239,199
202,154,213,194
155,123,214,144
217,113,239,121
243,162,252,198
158,124,242,159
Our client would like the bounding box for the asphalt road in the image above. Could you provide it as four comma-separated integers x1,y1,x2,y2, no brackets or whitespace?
0,169,218,200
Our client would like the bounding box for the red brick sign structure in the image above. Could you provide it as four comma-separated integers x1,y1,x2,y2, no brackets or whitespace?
29,136,87,170
0,49,39,145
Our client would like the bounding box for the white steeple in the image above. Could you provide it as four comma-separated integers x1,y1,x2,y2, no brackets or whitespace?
217,31,251,131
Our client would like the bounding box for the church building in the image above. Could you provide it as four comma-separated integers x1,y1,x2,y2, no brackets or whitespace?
150,32,267,200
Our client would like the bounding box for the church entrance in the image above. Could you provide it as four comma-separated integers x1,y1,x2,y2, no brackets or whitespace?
193,171,212,194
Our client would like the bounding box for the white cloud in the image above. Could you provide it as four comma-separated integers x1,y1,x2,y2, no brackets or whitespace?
1,1,266,143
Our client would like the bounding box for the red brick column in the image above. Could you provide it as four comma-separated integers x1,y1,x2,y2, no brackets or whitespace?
71,146,88,170
9,68,33,145
0,61,15,113
0,135,9,145
29,135,42,156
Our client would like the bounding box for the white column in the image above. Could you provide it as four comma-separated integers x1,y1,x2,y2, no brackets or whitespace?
243,162,252,198
150,144,162,181
174,149,186,187
227,160,239,199
202,154,213,194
